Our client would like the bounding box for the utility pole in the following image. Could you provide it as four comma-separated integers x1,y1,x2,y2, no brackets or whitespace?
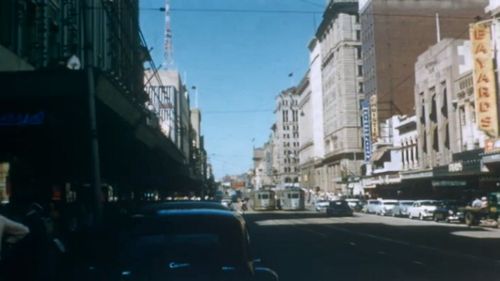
82,0,102,223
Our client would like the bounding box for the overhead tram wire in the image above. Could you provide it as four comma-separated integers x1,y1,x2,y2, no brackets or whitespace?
139,7,479,20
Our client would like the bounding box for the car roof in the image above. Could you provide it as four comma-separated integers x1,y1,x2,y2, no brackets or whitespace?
381,199,398,202
138,200,231,214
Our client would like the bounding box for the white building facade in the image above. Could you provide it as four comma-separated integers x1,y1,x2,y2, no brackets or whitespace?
316,1,363,194
274,88,300,185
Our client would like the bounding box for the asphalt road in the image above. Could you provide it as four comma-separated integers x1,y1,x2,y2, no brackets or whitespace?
243,211,500,281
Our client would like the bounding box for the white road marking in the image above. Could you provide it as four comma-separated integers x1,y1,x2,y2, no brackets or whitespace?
349,242,356,246
412,260,425,266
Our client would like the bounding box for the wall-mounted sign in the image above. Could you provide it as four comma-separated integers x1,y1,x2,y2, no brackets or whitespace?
361,100,372,162
448,162,463,173
432,180,467,187
470,22,499,138
369,95,379,140
0,112,45,126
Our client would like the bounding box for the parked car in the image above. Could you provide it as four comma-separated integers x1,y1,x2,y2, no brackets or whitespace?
315,199,330,212
375,199,398,216
390,200,414,217
118,201,279,281
363,199,381,214
408,200,440,220
326,200,353,217
345,198,360,210
433,200,465,223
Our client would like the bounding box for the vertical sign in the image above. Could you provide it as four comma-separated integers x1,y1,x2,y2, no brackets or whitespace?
362,100,372,162
370,95,379,140
470,22,499,138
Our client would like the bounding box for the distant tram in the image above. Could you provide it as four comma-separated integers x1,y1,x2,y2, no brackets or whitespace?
251,190,276,211
277,188,305,210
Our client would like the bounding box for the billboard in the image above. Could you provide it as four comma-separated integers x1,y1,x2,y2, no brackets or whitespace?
361,100,372,162
470,22,499,138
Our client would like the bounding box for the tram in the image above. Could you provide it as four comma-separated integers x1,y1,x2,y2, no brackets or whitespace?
251,189,276,211
277,188,305,210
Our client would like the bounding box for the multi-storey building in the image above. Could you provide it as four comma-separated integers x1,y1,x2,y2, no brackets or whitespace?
360,0,488,136
316,0,363,194
0,0,205,205
415,39,466,169
252,142,274,189
274,88,300,185
298,38,327,191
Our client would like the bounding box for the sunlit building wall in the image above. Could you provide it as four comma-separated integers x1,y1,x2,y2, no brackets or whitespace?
316,1,364,195
274,88,300,185
415,39,467,169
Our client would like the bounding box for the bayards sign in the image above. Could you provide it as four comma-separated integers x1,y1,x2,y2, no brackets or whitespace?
470,22,499,138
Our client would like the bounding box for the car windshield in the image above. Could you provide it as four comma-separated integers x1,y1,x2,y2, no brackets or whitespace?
2,0,500,280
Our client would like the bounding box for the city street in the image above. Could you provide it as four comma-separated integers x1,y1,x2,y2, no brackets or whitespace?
244,211,500,281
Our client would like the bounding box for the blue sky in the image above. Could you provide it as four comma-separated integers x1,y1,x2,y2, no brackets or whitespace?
140,0,324,179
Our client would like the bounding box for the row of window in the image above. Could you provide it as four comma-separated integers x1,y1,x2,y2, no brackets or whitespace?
282,133,300,139
283,167,300,173
283,142,300,148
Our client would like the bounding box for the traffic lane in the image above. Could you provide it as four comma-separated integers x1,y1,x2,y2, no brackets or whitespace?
248,212,500,262
245,212,500,281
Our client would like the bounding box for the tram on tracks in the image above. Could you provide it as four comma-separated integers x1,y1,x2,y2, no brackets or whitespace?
251,189,276,211
276,188,305,210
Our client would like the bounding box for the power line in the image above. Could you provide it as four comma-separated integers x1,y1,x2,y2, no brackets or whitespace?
140,7,479,20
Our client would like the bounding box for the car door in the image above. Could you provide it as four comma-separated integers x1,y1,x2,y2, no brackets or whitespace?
409,202,417,217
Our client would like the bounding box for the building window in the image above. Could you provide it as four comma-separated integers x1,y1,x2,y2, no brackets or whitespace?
358,65,363,77
430,94,437,123
445,123,450,149
356,30,361,41
459,106,465,126
359,82,364,93
433,127,439,152
356,46,362,59
441,85,448,118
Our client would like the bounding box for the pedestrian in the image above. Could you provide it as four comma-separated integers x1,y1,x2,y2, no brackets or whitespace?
481,197,488,208
472,198,482,208
0,214,30,259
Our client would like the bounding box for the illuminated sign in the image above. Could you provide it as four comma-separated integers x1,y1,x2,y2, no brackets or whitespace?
470,22,499,137
361,100,372,162
370,95,378,140
0,112,45,126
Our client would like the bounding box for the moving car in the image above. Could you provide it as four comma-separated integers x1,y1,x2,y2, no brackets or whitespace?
119,201,279,281
326,200,353,217
390,200,414,217
314,199,330,212
433,200,465,223
408,200,440,220
375,199,398,216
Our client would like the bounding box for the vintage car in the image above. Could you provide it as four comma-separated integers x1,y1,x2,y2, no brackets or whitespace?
118,201,279,281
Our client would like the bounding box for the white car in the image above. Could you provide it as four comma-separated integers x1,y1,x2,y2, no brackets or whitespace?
407,200,440,220
364,199,381,214
375,199,398,216
315,200,330,212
